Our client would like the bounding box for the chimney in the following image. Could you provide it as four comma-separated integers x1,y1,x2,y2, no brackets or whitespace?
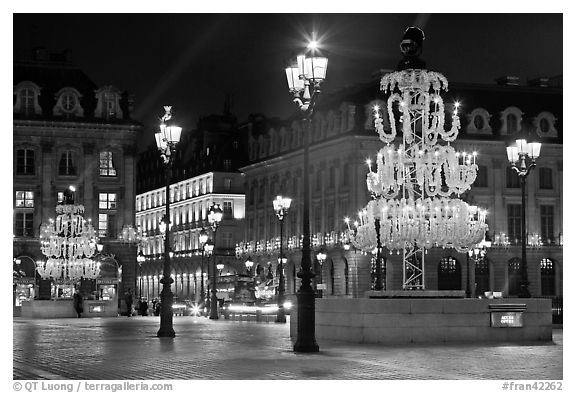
527,77,549,87
495,76,520,86
33,47,48,61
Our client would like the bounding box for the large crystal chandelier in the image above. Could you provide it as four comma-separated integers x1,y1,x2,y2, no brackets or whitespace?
37,187,101,282
349,27,488,290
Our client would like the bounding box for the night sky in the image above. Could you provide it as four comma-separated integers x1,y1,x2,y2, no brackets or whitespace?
13,13,562,142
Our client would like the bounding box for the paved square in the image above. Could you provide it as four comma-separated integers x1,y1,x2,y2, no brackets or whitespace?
13,316,562,380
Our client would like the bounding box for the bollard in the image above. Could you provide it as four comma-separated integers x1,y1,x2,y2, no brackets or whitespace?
256,309,262,322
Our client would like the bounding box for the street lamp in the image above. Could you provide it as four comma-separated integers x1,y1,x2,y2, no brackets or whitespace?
203,239,214,316
245,258,254,275
137,251,145,299
286,37,328,353
207,203,223,319
315,248,327,298
154,106,182,337
273,195,292,323
216,263,224,275
506,133,541,298
466,238,492,298
199,228,208,308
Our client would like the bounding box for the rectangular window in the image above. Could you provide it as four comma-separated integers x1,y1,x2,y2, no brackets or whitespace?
506,167,520,188
313,203,321,233
99,193,117,210
290,209,297,236
58,150,76,176
258,183,264,203
99,151,116,176
98,213,108,237
223,159,232,172
249,186,255,206
326,201,335,230
315,170,322,191
339,198,349,220
223,201,233,218
541,205,554,244
14,212,34,237
474,165,488,187
270,216,276,238
341,164,349,187
224,178,232,190
221,232,233,249
248,217,254,240
539,168,553,189
15,191,34,208
507,204,522,244
16,149,35,175
328,167,336,189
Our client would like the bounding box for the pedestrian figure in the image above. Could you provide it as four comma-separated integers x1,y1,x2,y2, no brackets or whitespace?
125,289,133,317
141,298,148,316
73,290,83,318
154,301,161,316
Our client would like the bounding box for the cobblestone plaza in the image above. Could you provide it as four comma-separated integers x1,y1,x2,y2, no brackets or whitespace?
13,316,562,380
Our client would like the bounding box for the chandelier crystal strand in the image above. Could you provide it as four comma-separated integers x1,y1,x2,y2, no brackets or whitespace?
353,68,488,290
37,202,100,282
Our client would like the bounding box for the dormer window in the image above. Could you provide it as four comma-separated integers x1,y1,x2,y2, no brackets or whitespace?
534,111,558,138
14,81,42,116
466,108,492,135
500,107,524,135
53,87,84,118
94,86,123,120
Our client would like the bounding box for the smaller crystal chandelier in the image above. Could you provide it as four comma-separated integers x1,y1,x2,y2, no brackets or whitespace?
37,186,100,282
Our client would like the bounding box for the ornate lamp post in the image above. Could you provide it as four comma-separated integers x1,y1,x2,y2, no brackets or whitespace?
154,106,182,337
466,238,492,298
285,38,328,353
137,251,145,299
506,133,542,298
199,228,208,307
315,248,326,298
207,203,223,319
245,258,254,275
203,239,214,316
273,195,292,323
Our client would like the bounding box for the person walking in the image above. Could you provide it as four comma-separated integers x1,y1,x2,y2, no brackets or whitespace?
125,289,133,317
73,290,83,318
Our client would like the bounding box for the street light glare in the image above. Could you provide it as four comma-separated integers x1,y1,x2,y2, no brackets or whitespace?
307,40,318,50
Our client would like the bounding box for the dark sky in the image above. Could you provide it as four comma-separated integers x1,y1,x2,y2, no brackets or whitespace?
13,13,562,134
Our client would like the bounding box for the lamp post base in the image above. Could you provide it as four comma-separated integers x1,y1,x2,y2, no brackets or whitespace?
157,327,175,337
293,290,319,352
275,306,286,323
518,282,531,298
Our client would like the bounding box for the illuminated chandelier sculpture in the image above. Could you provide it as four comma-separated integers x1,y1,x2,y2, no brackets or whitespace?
349,27,488,289
37,187,101,282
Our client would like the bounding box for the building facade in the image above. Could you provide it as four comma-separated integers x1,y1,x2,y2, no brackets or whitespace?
237,75,562,309
13,49,142,307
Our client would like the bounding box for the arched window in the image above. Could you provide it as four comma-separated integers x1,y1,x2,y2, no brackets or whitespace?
473,115,484,130
344,258,349,295
475,258,490,297
540,258,555,296
330,260,335,295
506,113,518,133
438,257,461,290
508,258,522,296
